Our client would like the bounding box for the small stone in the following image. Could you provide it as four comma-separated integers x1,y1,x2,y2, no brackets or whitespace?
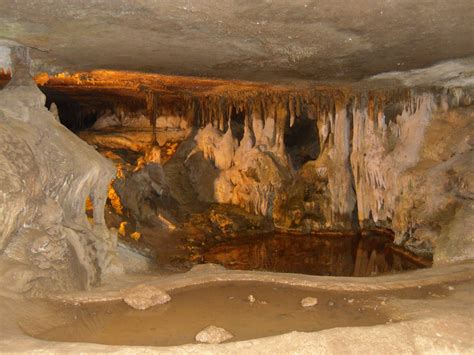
195,325,234,344
248,294,256,303
448,286,454,291
328,301,335,307
122,284,171,310
300,297,318,307
348,299,354,304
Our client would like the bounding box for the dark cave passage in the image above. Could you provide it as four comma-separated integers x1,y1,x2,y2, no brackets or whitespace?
284,115,320,170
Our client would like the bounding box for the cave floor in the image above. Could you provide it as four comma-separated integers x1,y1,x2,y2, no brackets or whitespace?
0,261,472,353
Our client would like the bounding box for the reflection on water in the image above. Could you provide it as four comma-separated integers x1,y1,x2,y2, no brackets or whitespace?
203,231,432,276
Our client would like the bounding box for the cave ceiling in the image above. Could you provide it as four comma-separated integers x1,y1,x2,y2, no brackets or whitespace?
1,0,473,86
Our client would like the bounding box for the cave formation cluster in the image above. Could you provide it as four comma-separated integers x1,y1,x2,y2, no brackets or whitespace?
86,78,473,264
0,47,473,295
185,87,472,264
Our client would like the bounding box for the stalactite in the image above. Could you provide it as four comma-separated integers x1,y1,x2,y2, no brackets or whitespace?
317,111,330,152
262,101,276,148
145,88,159,146
199,98,205,126
350,92,436,231
327,99,356,223
274,98,288,158
289,94,296,128
252,100,264,146
218,97,225,131
295,95,302,117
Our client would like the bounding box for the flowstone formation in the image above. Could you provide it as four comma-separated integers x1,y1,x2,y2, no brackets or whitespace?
183,88,473,263
186,122,292,217
0,48,121,295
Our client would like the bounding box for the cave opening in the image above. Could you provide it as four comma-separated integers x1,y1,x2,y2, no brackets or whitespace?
284,114,320,170
229,105,246,142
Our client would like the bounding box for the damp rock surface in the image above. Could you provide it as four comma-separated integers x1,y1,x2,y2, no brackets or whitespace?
195,325,234,344
122,284,171,310
30,281,393,347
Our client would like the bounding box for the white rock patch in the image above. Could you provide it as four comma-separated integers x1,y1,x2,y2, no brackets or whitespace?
122,284,171,310
300,297,318,307
195,325,234,344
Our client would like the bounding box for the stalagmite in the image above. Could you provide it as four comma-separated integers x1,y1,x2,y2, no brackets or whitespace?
214,123,237,170
0,47,122,294
234,122,255,162
261,109,276,148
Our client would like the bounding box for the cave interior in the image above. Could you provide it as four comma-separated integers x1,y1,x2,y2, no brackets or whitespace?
0,0,473,352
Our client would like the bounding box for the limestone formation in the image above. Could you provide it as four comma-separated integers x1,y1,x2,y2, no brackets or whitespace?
0,47,121,294
46,78,473,265
30,68,472,267
0,40,472,299
0,1,472,353
187,118,292,217
183,87,473,262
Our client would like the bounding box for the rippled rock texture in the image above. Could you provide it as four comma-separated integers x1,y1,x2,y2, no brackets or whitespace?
0,49,122,295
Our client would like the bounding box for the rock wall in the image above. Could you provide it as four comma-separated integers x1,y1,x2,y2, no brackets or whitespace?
78,106,193,153
91,108,190,132
0,48,121,295
350,91,473,263
186,88,473,263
